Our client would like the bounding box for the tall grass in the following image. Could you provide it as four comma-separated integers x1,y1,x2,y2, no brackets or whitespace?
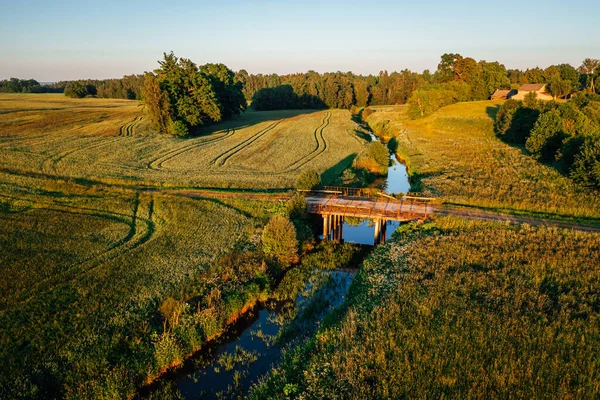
250,217,600,399
366,102,600,219
0,170,262,398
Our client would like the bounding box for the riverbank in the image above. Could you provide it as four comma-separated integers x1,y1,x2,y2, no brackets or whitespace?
249,217,600,398
140,241,369,398
363,103,600,219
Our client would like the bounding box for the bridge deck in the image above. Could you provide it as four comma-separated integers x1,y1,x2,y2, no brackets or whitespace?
305,195,432,221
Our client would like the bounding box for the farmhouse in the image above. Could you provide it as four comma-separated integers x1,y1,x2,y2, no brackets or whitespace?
510,84,553,101
490,89,517,100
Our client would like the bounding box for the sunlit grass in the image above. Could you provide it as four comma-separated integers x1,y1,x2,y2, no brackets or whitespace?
251,217,600,399
366,101,600,219
0,94,367,189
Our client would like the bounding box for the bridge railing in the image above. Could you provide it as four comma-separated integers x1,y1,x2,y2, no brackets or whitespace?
299,186,436,203
312,199,431,221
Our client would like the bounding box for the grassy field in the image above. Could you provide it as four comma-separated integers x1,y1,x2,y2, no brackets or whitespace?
0,94,366,189
0,165,284,398
366,102,600,220
251,217,600,399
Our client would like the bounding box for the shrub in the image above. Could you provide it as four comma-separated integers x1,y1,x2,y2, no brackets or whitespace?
361,107,375,120
286,193,309,220
261,214,298,266
506,106,540,144
571,135,600,188
526,110,565,160
368,141,390,168
494,99,521,137
295,169,322,190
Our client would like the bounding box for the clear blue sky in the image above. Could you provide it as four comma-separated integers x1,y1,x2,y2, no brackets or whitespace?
1,0,599,81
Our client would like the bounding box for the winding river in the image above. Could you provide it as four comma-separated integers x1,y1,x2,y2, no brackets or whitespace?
142,130,411,399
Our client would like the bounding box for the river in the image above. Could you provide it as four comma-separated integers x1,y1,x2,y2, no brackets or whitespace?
337,131,411,246
142,129,411,399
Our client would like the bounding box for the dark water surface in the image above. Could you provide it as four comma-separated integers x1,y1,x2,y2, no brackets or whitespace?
144,128,411,398
144,270,356,399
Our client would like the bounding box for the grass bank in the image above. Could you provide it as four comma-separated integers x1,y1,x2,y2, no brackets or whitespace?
250,217,600,398
365,102,600,220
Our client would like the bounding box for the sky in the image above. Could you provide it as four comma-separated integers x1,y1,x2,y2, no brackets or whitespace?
1,0,599,81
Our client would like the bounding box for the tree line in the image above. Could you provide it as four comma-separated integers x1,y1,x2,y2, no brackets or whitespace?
0,78,63,93
62,75,145,99
407,55,600,119
495,92,600,188
240,55,599,115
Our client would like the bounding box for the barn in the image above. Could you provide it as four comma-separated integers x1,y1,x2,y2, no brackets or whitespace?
510,84,554,100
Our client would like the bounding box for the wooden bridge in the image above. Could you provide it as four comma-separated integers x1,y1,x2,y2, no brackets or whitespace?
304,190,434,245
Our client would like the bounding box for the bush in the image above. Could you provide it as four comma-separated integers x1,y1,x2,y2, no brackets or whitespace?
361,107,375,120
261,214,298,266
286,193,309,220
368,141,390,168
571,135,600,188
505,106,540,144
494,99,520,137
295,169,322,190
526,110,565,160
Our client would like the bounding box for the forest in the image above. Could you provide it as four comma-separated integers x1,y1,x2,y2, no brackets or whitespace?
5,54,597,119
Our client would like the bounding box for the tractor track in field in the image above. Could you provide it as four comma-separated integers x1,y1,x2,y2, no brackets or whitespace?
210,121,281,167
2,194,156,311
118,116,143,136
284,111,331,172
41,136,127,174
147,129,236,170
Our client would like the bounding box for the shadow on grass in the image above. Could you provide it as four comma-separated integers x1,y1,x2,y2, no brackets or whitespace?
406,171,440,194
485,105,500,121
321,153,358,185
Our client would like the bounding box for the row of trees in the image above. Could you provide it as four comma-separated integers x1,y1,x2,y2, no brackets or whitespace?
407,55,600,119
62,75,145,99
495,93,600,188
238,69,426,110
0,78,63,93
241,55,599,115
142,52,246,136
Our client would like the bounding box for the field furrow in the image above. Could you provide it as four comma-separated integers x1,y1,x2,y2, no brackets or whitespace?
212,121,280,167
149,128,236,170
284,111,331,172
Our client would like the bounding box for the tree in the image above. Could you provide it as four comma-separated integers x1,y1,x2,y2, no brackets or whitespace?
64,81,90,98
251,85,301,110
261,214,298,266
200,63,246,119
494,99,521,137
578,58,600,93
526,110,565,160
547,77,572,99
142,52,244,136
571,135,600,188
286,193,309,220
295,169,322,190
368,141,390,168
480,61,510,98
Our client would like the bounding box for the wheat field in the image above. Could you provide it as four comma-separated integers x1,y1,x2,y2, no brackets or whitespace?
366,101,600,219
0,94,366,188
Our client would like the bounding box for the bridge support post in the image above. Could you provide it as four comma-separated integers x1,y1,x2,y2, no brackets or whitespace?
374,218,381,246
381,219,387,244
323,215,329,241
